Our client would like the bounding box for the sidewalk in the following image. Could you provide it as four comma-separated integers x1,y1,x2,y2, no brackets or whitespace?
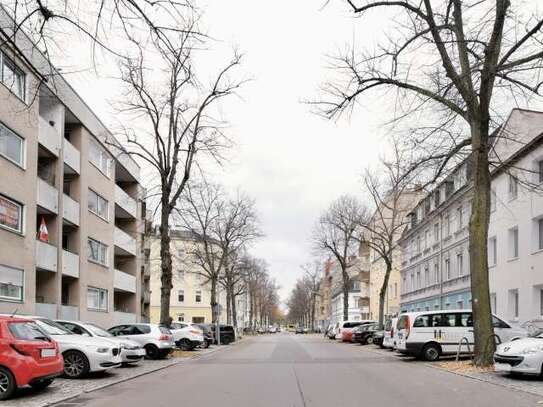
4,344,230,407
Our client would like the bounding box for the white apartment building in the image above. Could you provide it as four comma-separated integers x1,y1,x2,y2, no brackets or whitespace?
400,109,543,323
0,7,149,327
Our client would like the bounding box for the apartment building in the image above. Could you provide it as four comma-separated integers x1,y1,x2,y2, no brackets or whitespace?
399,109,543,322
314,260,333,329
0,8,148,326
149,229,230,324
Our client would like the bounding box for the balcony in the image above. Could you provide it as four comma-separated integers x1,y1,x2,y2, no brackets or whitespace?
38,116,61,157
62,250,79,278
62,194,80,226
35,303,57,319
113,311,137,325
37,178,59,214
115,185,137,219
114,269,136,293
63,139,80,174
114,227,137,256
35,240,58,272
60,305,79,320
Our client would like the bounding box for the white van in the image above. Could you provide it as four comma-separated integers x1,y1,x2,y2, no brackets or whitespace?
382,317,398,349
395,310,526,361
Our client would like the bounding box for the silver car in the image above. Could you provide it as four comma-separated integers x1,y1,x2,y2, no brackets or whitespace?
56,320,146,365
108,323,174,359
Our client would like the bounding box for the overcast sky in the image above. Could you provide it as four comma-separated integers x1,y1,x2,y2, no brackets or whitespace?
62,0,391,305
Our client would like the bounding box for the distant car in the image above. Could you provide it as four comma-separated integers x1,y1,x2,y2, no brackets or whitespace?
382,317,398,350
295,327,304,334
257,327,265,334
209,324,236,344
339,321,376,342
0,316,64,400
56,320,145,365
108,324,174,359
494,335,543,376
194,323,214,348
23,316,122,379
303,327,309,334
168,322,204,351
269,326,277,333
353,323,379,345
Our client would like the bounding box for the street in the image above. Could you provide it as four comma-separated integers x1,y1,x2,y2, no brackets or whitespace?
53,334,540,407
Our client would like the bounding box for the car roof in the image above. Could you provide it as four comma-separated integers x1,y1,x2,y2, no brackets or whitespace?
0,315,33,323
399,310,474,317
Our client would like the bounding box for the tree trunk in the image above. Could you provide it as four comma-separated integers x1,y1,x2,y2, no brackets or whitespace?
469,119,495,366
159,203,173,326
226,288,232,325
210,276,218,324
249,291,255,331
231,292,238,328
378,260,393,330
342,270,349,321
311,294,316,331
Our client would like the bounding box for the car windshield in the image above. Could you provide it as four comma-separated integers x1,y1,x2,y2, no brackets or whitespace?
35,318,73,335
85,323,114,337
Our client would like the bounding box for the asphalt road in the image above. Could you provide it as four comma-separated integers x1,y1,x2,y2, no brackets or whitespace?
56,333,541,407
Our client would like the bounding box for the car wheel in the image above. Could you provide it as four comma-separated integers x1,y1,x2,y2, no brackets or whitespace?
366,336,374,345
201,340,210,349
421,343,441,362
0,366,16,400
63,350,90,379
178,339,193,351
144,344,160,359
29,378,54,390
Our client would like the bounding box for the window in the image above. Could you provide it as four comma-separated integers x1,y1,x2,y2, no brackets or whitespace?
508,174,518,200
434,223,439,242
539,160,543,183
513,291,519,319
489,237,497,266
540,289,543,316
410,273,414,291
538,219,543,251
0,122,24,166
0,264,23,301
178,313,185,322
192,317,205,323
87,287,108,311
457,253,463,276
445,258,451,280
457,300,464,309
177,249,185,257
490,189,496,213
88,238,108,266
8,321,46,340
177,270,185,279
89,139,111,177
416,270,421,289
424,266,429,287
88,189,108,220
178,290,184,303
424,229,429,249
456,206,463,231
445,213,451,236
1,52,25,100
413,315,431,327
195,290,202,303
508,227,519,259
394,283,397,298
416,236,421,252
0,194,23,233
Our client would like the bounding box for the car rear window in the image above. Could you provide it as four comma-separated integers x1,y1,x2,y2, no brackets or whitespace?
8,321,49,340
397,315,409,330
384,319,392,331
159,326,171,334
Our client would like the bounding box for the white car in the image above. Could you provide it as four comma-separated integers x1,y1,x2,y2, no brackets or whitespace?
169,322,204,350
382,317,398,349
495,335,543,376
56,320,146,364
27,317,122,378
396,310,527,361
108,323,175,359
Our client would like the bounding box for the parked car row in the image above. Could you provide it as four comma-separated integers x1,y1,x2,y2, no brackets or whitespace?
0,314,237,400
326,309,543,378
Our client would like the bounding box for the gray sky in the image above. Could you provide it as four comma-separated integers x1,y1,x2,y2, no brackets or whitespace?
62,0,390,305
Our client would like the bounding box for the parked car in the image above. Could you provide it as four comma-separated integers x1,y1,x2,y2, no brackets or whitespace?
352,323,379,345
168,322,204,351
338,321,376,342
327,323,338,339
494,335,543,376
24,316,122,378
108,324,174,359
257,327,265,334
372,329,385,347
208,324,236,344
269,326,277,333
396,310,527,361
56,320,145,365
0,316,64,400
295,326,304,334
382,317,398,349
194,323,213,348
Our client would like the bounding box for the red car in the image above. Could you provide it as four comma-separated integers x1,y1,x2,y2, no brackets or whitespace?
0,316,64,400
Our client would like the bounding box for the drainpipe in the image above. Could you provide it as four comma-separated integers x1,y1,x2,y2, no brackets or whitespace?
439,211,444,309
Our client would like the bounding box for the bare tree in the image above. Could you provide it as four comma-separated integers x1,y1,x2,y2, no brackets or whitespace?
243,256,268,330
315,0,543,366
301,262,321,331
313,195,367,321
116,29,243,325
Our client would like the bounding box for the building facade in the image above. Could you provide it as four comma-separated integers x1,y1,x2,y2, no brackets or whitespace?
314,260,333,330
0,8,148,327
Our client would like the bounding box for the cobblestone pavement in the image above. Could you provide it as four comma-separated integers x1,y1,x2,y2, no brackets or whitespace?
3,346,223,407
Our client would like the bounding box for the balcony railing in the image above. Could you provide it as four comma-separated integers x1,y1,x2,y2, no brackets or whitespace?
62,194,80,226
113,311,137,325
35,240,58,272
62,250,79,278
60,305,79,320
114,227,137,256
115,185,137,218
37,178,59,214
114,269,136,293
38,116,61,157
63,139,80,174
35,303,57,319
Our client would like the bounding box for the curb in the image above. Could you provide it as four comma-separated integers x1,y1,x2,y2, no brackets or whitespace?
42,344,233,407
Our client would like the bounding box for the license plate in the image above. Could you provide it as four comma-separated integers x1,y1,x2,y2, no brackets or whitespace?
41,348,56,358
495,363,511,372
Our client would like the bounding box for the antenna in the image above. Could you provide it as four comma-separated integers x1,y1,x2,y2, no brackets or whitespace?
10,308,18,317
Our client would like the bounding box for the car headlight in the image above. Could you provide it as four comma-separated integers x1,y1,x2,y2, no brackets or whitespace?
96,347,110,353
520,345,543,355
